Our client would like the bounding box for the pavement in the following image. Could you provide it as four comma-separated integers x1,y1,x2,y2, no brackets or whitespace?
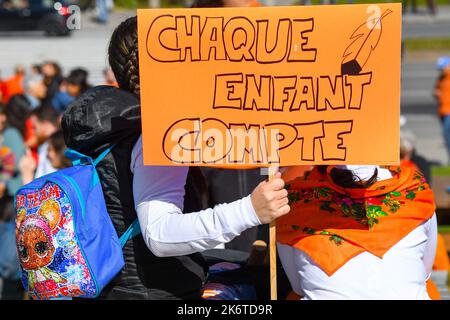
404,5,450,27
401,7,450,166
0,9,134,84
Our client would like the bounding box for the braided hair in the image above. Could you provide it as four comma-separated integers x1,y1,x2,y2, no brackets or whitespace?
317,165,378,189
108,16,140,96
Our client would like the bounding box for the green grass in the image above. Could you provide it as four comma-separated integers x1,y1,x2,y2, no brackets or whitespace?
439,225,450,233
404,38,450,51
115,0,184,9
116,0,450,51
432,166,450,176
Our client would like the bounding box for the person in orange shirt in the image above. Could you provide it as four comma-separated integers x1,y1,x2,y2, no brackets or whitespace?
435,57,450,158
1,65,25,105
427,233,450,300
400,136,419,172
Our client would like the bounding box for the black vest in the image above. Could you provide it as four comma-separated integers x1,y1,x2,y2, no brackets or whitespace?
62,86,208,299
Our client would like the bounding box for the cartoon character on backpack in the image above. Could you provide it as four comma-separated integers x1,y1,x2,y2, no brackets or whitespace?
16,199,68,293
15,147,140,299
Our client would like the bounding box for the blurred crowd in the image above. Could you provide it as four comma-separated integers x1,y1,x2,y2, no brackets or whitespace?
0,0,449,300
0,56,448,300
436,56,450,168
0,61,118,298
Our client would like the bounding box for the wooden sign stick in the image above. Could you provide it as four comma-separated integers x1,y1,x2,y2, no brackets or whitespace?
268,166,278,300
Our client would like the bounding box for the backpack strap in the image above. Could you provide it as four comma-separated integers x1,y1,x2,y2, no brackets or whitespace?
65,146,141,247
93,146,115,166
65,148,94,166
118,219,141,248
65,145,115,167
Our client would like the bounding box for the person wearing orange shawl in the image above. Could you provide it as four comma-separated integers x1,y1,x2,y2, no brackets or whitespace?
0,65,25,105
277,165,437,299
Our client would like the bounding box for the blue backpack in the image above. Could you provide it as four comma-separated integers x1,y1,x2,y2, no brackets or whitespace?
14,146,141,300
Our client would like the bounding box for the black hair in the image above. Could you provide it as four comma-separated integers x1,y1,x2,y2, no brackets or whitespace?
48,130,72,169
108,16,140,96
32,64,42,74
317,165,378,189
29,104,59,126
42,61,62,77
5,94,32,137
66,68,90,94
108,17,213,212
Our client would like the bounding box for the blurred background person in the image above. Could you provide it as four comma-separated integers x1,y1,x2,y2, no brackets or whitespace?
0,70,3,102
66,68,91,100
6,95,38,168
402,0,436,15
93,0,113,24
52,68,91,114
103,67,118,87
10,74,47,164
46,131,71,169
19,130,71,185
22,74,47,110
41,61,63,106
192,0,267,255
28,105,60,178
0,104,26,300
403,0,419,14
428,232,450,300
400,130,431,183
30,64,42,78
434,56,450,163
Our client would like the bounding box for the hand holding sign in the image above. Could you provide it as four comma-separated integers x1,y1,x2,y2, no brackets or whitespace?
136,4,402,301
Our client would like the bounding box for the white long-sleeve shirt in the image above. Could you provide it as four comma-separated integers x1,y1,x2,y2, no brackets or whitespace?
277,166,438,300
130,135,261,257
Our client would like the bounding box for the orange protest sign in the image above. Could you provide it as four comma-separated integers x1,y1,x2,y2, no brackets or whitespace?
137,4,401,167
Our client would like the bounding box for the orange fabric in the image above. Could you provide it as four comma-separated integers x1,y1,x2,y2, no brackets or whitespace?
426,279,441,300
437,70,450,117
1,74,24,105
433,233,450,271
277,166,436,276
400,159,419,173
24,118,35,144
103,81,119,88
249,0,261,6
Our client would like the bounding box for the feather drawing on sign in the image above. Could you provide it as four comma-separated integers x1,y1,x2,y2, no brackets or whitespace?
341,9,393,75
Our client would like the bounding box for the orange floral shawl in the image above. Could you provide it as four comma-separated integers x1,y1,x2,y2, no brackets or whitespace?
277,166,436,276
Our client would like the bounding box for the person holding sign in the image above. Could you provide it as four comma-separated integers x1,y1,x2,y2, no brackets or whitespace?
277,165,437,299
61,16,290,300
191,0,267,256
